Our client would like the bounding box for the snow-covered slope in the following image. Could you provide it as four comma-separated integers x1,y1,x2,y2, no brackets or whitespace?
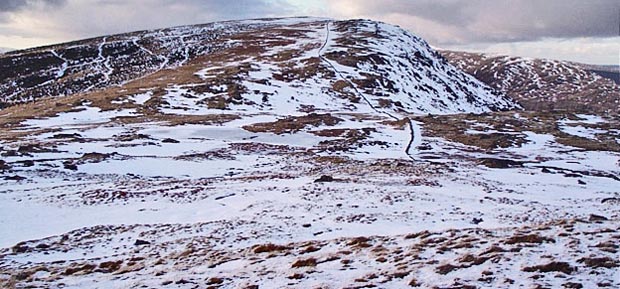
320,20,517,115
441,50,620,113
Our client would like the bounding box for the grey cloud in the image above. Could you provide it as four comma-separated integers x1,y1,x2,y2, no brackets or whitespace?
0,0,65,23
331,0,619,44
66,0,293,33
1,0,618,55
0,0,65,12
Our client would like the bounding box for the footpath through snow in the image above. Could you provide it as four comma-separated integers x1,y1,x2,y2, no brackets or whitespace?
318,21,421,160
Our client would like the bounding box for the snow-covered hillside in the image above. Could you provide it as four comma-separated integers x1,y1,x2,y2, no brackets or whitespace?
0,18,618,289
441,50,620,113
1,18,516,114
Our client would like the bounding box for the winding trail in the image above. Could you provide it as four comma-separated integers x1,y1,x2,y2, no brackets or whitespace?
318,21,420,161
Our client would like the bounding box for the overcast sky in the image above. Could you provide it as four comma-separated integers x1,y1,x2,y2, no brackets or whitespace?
0,0,618,64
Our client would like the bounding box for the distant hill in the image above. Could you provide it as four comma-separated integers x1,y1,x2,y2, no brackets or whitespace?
441,50,620,113
576,63,620,84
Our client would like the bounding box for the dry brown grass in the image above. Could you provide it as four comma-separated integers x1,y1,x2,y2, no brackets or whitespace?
252,244,290,254
291,258,317,268
243,113,343,134
522,262,575,274
504,234,555,245
414,111,620,152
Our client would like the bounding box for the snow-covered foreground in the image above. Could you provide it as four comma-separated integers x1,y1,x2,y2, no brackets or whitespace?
1,102,619,288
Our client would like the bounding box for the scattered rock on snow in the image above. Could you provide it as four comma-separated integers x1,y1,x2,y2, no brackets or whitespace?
314,175,335,182
134,239,151,246
4,175,25,181
161,138,180,143
479,158,524,169
589,214,608,222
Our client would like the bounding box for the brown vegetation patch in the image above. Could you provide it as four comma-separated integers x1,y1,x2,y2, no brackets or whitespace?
64,264,96,275
578,257,619,269
505,234,555,245
436,263,459,275
523,262,575,274
98,260,123,273
291,258,317,268
347,237,373,248
415,111,620,153
243,113,343,134
252,244,290,254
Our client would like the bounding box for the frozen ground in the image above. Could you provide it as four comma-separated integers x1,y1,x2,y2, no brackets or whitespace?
1,101,618,289
0,18,618,289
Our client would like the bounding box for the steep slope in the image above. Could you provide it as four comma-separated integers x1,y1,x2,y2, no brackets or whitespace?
441,50,620,113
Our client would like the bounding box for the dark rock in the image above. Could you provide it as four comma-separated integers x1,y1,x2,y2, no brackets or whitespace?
601,197,620,204
50,133,83,139
63,163,78,171
589,214,608,222
564,173,581,178
161,138,180,143
0,160,9,171
479,158,524,169
5,175,26,181
563,282,583,289
35,243,50,249
12,243,29,253
541,167,552,173
471,217,484,225
134,239,151,246
418,144,432,151
577,180,586,185
314,175,335,182
1,150,18,157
